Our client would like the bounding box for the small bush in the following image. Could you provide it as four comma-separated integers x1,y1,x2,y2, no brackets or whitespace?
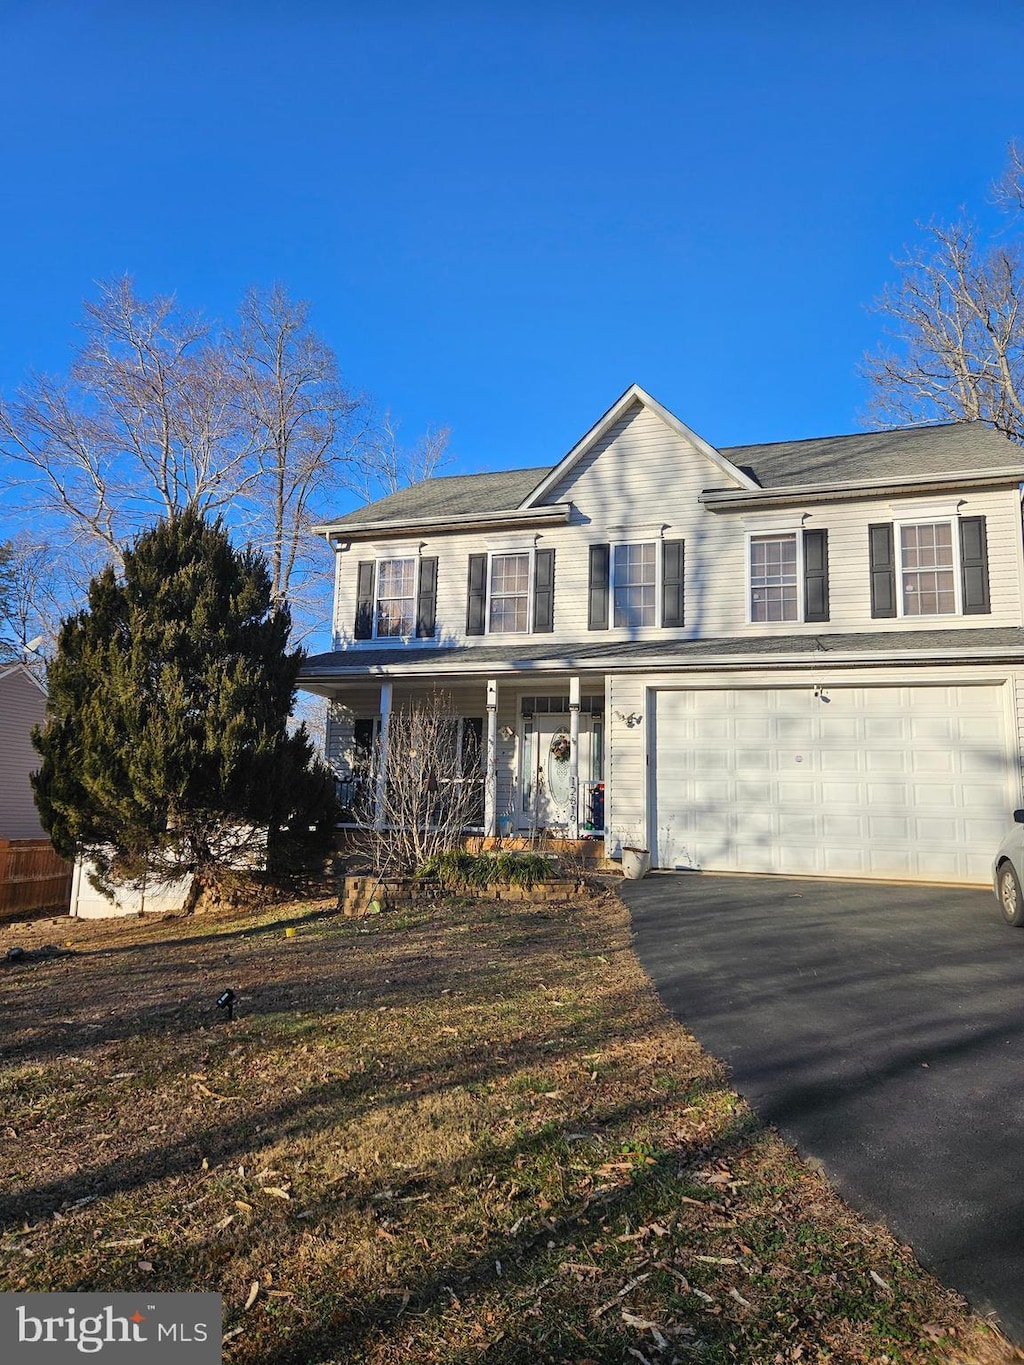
416,850,554,890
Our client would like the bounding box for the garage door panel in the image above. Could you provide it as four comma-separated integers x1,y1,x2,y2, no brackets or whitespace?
820,750,860,771
652,684,1013,886
911,750,955,773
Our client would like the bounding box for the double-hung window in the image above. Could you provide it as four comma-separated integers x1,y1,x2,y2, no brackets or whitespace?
750,534,798,622
870,516,990,619
489,553,531,633
899,522,956,616
612,543,657,628
353,555,438,641
375,558,417,637
745,527,830,625
587,539,685,630
466,547,555,636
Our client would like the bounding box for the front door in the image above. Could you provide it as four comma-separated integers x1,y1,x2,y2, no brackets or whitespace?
519,714,586,831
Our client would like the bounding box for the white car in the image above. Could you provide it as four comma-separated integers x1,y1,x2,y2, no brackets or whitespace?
993,811,1024,926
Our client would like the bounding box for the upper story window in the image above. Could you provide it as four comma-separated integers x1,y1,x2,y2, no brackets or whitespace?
587,539,685,631
612,543,657,627
353,555,438,641
869,516,990,619
899,522,956,615
744,527,829,626
467,548,555,636
750,534,798,622
489,553,531,633
375,558,417,637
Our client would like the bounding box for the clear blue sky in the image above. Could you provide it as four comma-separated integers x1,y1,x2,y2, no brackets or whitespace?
1,0,1022,489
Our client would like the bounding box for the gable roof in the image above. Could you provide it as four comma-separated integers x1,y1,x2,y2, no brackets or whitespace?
315,388,1023,534
0,661,46,696
518,382,759,507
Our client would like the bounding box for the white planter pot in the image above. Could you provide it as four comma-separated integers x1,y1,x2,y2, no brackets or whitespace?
621,847,651,879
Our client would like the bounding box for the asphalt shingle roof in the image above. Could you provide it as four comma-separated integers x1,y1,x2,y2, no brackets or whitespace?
302,626,1024,677
326,466,550,527
322,421,1022,530
721,421,1021,488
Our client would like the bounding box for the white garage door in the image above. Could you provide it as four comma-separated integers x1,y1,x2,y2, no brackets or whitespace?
651,684,1014,885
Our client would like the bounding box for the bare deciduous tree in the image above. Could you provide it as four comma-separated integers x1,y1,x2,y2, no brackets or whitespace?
864,143,1024,446
0,278,452,640
345,409,450,503
361,693,482,875
0,533,66,664
228,285,370,608
0,279,256,562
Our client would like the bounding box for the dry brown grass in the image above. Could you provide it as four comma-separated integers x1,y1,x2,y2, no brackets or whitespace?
0,891,1020,1365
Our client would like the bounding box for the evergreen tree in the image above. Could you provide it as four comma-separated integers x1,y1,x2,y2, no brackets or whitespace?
32,510,337,909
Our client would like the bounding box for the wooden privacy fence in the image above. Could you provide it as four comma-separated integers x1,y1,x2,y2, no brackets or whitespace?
0,839,73,917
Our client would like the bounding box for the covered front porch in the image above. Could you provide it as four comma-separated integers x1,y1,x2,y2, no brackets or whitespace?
314,672,607,842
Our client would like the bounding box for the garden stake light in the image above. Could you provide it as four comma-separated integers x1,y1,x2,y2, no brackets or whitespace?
216,989,236,1022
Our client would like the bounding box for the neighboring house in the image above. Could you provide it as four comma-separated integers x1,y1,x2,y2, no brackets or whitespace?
0,662,47,839
301,383,1024,886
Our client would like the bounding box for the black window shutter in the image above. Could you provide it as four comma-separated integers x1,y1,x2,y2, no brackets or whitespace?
959,516,991,614
661,539,685,627
416,556,438,637
803,528,830,623
354,561,375,639
533,548,555,632
868,524,896,618
466,554,487,635
588,544,610,630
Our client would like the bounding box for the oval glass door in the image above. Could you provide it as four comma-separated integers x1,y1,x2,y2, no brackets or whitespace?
546,729,572,808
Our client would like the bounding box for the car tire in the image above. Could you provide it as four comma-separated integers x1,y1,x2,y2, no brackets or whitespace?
998,862,1024,927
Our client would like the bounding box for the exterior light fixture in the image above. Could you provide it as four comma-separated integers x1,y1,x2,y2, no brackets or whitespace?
216,989,236,1022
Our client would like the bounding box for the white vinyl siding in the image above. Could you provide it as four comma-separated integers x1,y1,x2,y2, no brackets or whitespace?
329,402,1024,647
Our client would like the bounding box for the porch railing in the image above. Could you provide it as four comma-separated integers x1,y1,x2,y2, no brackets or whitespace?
335,775,485,829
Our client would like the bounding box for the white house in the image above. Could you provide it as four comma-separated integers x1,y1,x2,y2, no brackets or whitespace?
300,384,1024,886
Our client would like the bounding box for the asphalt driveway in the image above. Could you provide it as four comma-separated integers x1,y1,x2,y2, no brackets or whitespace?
618,871,1024,1342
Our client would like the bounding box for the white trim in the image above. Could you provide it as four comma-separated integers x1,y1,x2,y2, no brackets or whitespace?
485,548,534,637
893,516,962,619
887,498,963,518
520,383,758,508
313,504,571,538
610,539,661,629
370,554,420,641
745,528,804,626
700,468,1024,510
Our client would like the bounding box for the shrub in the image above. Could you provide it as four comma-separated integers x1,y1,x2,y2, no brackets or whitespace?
416,849,554,891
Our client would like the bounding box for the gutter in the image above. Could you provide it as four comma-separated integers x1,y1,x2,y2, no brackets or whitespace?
300,643,1024,682
700,468,1024,511
312,502,572,544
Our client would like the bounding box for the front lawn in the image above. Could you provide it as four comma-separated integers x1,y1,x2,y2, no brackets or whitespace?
0,890,1018,1364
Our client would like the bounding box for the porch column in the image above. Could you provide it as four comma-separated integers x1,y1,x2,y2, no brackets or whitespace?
374,680,393,828
568,675,580,839
484,678,498,838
